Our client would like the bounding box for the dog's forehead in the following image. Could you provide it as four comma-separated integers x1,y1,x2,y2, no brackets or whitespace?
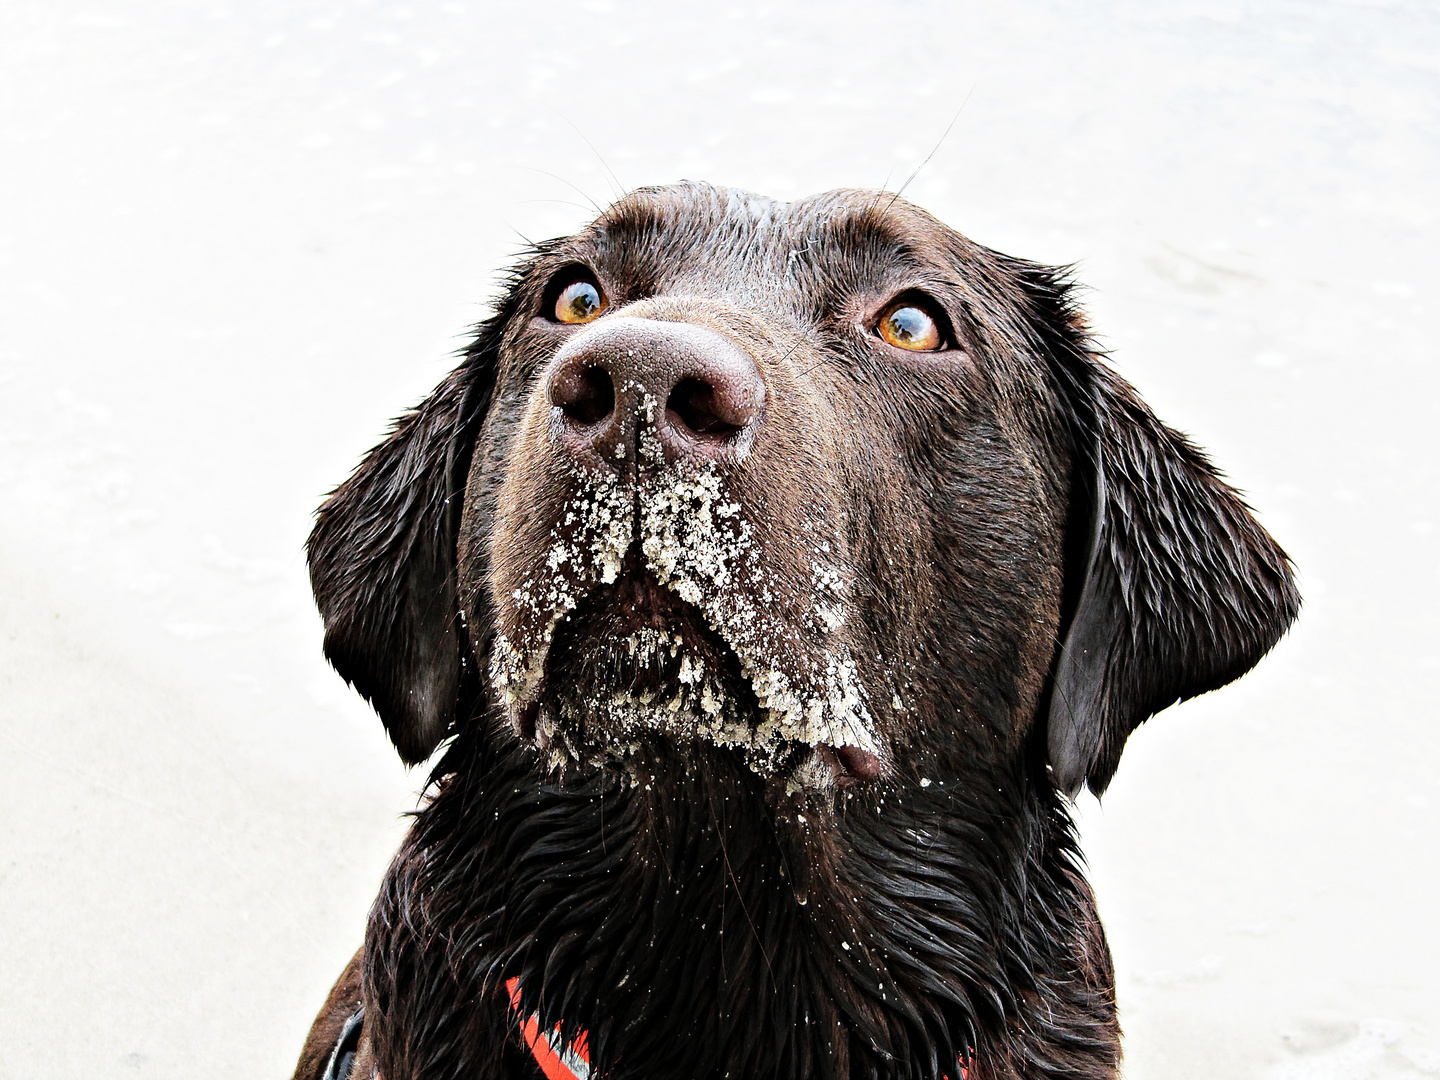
582,183,959,305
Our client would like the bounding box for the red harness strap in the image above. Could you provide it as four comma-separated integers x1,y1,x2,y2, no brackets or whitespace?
504,977,968,1080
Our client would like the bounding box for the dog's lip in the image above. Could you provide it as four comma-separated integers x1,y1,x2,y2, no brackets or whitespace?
815,742,884,786
510,700,540,743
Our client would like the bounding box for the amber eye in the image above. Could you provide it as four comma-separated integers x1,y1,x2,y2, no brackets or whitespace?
877,300,943,351
554,277,607,324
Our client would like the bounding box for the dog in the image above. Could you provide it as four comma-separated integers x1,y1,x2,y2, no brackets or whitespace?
291,183,1298,1080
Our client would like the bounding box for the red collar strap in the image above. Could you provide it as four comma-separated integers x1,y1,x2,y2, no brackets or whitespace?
507,978,593,1080
505,977,969,1080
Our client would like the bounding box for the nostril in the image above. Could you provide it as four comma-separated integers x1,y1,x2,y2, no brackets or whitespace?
552,364,615,425
667,377,741,437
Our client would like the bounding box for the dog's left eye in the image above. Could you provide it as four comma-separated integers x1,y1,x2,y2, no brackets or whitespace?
554,277,608,324
876,299,944,352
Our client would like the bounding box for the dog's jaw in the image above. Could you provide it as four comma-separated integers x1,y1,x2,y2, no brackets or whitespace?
487,406,885,785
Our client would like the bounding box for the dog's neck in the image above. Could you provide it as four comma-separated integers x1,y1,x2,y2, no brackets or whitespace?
360,729,1119,1080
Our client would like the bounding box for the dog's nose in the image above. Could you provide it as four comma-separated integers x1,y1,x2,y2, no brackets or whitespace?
546,316,766,465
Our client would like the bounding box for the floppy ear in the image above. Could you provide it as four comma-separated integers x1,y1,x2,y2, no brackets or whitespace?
307,334,500,764
1047,363,1301,797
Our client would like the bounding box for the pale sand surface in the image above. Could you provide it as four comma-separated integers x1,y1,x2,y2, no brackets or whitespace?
2,3,1437,1077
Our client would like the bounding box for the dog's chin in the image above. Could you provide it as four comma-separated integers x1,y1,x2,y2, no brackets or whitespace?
505,572,880,789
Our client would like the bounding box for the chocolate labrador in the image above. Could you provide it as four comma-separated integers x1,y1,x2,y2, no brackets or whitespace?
292,184,1298,1080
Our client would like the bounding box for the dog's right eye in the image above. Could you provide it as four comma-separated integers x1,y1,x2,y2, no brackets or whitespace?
553,277,608,325
876,298,944,352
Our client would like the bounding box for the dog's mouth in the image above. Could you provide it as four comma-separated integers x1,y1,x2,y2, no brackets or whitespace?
488,454,886,788
547,572,743,706
519,570,757,755
504,568,882,786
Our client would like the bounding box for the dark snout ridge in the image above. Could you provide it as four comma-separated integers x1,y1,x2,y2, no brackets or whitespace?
546,316,766,465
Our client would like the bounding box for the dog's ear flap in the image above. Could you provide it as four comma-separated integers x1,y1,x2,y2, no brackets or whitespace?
307,348,496,764
1048,365,1301,797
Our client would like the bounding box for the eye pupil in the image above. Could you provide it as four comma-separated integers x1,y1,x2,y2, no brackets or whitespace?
555,278,605,324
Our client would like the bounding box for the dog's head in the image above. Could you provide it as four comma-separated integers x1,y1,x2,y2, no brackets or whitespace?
309,183,1297,804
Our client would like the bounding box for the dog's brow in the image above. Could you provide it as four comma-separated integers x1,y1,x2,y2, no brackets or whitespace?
825,206,905,244
593,201,663,242
801,201,944,272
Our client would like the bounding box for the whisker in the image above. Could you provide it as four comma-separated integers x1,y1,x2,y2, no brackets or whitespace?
506,164,604,214
551,108,628,201
888,72,986,210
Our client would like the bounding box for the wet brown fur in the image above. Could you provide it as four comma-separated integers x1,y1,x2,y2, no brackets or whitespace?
295,185,1299,1080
